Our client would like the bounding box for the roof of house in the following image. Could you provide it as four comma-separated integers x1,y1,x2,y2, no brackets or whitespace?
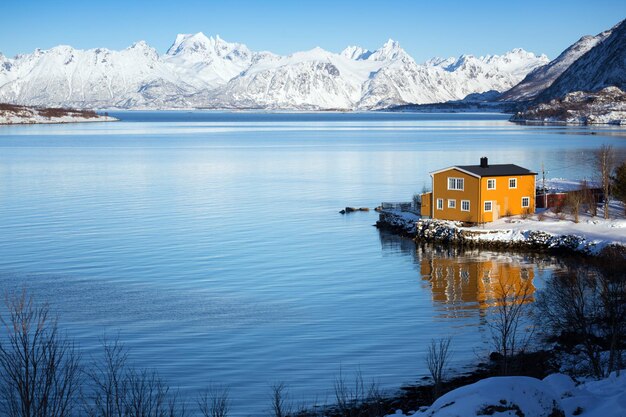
439,164,537,178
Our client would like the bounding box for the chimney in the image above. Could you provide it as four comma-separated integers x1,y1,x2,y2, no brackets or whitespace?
480,157,489,168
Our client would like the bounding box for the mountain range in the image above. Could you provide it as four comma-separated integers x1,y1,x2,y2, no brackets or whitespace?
0,34,549,110
500,19,625,103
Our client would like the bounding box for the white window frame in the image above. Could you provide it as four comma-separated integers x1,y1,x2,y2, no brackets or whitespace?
447,177,464,191
509,178,517,189
521,196,530,208
436,198,443,210
461,200,470,212
448,199,456,209
484,201,493,212
487,179,496,190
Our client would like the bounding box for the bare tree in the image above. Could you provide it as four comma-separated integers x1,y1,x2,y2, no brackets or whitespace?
124,369,185,417
535,266,626,378
83,336,129,417
488,278,534,375
83,336,186,417
198,385,230,417
426,337,452,398
595,144,615,219
565,191,583,223
268,382,290,417
0,291,82,417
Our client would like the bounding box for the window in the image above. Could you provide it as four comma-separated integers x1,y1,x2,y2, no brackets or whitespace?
522,196,530,208
447,177,464,190
487,179,496,190
448,199,456,209
509,178,517,189
484,201,492,212
461,200,470,211
436,198,443,210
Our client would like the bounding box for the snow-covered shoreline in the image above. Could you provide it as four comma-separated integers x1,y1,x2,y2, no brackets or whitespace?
377,203,626,258
386,371,626,417
0,104,117,125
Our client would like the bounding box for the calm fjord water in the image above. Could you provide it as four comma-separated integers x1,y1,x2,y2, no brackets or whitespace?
1,112,625,415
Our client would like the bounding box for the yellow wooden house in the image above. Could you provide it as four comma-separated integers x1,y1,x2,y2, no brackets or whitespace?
420,157,536,223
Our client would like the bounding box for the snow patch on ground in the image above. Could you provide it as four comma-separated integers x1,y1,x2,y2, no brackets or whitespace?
386,371,626,417
473,202,626,253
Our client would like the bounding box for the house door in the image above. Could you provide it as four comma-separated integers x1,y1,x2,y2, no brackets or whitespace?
494,204,500,221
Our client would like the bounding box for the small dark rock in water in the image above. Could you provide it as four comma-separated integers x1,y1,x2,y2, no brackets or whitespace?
340,207,369,214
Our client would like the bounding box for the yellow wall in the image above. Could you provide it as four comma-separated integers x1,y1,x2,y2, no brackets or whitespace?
430,168,536,223
431,169,480,222
479,175,535,220
421,192,432,217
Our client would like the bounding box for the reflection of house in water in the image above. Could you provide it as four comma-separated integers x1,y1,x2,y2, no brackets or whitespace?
420,252,535,313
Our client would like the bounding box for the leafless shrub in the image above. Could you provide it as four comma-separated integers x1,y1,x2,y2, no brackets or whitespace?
83,335,129,417
488,279,534,375
0,291,82,417
595,144,615,219
269,382,291,417
537,211,546,222
198,385,230,417
426,337,452,399
333,368,366,416
580,180,597,217
124,369,186,417
565,192,583,223
535,266,626,378
83,336,186,417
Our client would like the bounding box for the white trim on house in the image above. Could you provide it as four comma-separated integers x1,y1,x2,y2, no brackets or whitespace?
429,166,481,178
487,178,496,190
436,198,443,210
447,177,464,191
461,200,470,212
509,178,517,189
484,201,493,212
522,196,530,208
448,199,456,209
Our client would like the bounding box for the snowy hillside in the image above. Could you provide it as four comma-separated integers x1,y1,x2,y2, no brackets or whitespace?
511,86,626,125
500,26,614,101
0,35,548,110
535,19,626,103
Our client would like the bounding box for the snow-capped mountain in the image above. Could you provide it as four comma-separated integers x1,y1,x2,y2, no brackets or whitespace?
500,25,615,101
535,19,626,103
0,35,549,110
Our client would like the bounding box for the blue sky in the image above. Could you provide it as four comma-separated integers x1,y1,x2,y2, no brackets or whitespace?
1,0,624,62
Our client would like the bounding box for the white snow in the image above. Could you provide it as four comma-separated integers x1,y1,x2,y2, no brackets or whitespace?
0,35,549,110
0,106,116,125
386,371,626,417
459,202,626,254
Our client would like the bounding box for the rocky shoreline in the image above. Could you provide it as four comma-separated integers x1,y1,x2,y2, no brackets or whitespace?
0,103,117,125
375,210,626,259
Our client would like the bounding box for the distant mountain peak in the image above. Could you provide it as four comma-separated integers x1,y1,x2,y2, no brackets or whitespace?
0,31,551,111
368,39,410,62
340,45,372,60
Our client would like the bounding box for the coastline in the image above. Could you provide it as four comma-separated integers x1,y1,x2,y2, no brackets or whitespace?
0,103,118,125
375,209,626,259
